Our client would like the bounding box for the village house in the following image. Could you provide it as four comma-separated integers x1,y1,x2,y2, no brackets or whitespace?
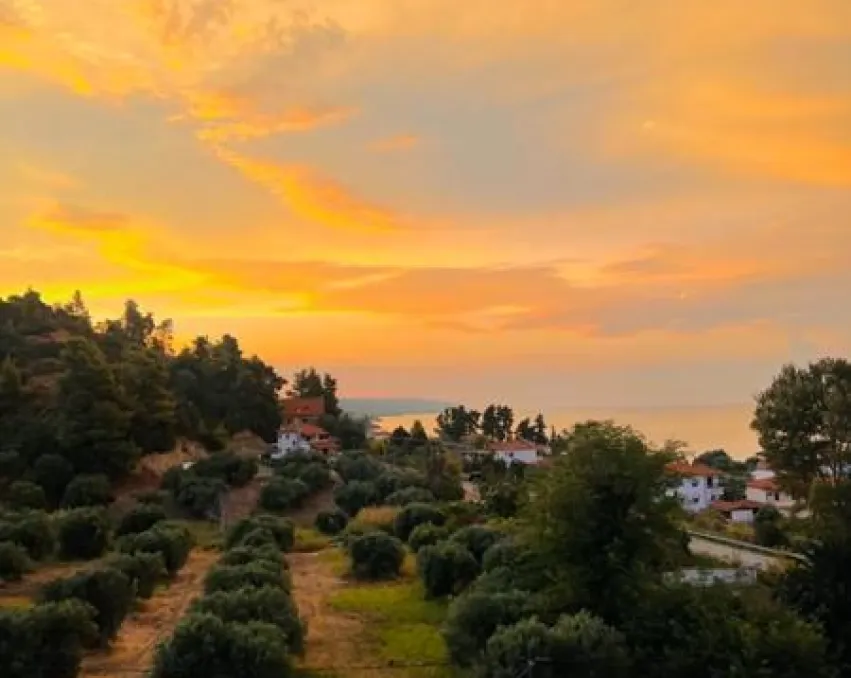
487,439,540,465
276,396,340,457
745,477,796,515
710,499,764,523
667,462,724,512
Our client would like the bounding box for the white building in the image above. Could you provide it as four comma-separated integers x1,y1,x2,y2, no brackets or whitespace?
275,430,311,457
488,440,539,465
746,477,796,515
710,499,763,523
667,462,724,512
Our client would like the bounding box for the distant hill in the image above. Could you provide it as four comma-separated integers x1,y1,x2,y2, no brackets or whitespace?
340,397,452,417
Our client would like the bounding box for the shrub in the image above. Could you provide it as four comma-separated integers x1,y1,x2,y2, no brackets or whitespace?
484,482,523,518
315,508,348,535
174,476,226,519
191,586,305,654
393,503,446,542
0,541,29,581
105,552,167,599
32,454,74,506
117,522,192,577
115,504,167,537
482,539,534,573
193,451,258,487
151,613,291,678
40,567,135,646
386,487,436,506
333,480,377,517
754,506,788,548
219,544,285,571
225,515,294,552
57,508,110,560
0,600,98,678
160,466,187,493
450,525,503,565
443,590,531,666
482,612,630,678
238,528,281,549
297,463,332,492
61,474,112,509
374,469,427,502
6,480,47,510
0,511,55,560
430,476,465,502
336,452,382,483
442,500,485,531
349,532,405,580
0,450,24,482
204,562,291,594
418,541,479,598
408,523,450,552
351,506,398,534
135,489,170,505
259,478,310,513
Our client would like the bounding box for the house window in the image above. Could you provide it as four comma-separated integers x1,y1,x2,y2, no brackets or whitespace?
706,477,714,488
775,492,781,501
692,497,699,504
691,479,699,488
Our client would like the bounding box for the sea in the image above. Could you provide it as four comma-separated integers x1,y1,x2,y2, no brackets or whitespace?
376,403,759,460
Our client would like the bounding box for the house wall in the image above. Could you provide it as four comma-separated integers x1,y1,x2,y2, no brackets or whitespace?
276,431,310,456
745,487,795,510
730,509,755,524
674,476,723,512
494,449,538,465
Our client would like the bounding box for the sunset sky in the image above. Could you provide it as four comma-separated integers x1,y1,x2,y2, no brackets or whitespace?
1,0,850,409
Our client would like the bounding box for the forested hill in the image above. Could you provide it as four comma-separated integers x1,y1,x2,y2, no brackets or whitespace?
0,290,284,496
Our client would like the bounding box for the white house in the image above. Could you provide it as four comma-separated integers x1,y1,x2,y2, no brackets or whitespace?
488,439,539,465
275,430,311,457
667,462,724,512
751,459,776,481
746,477,796,515
710,499,763,523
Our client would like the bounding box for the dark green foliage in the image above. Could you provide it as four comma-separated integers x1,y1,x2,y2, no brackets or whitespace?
393,502,446,542
333,480,377,517
482,612,631,678
348,532,405,580
60,474,112,508
385,487,436,506
191,586,305,654
203,562,291,594
0,450,24,481
150,613,292,678
174,476,225,518
117,522,192,577
335,452,383,483
135,489,170,505
450,525,502,565
192,451,258,487
0,599,98,678
296,462,332,493
417,541,479,598
442,500,485,531
40,567,134,646
160,465,187,493
57,508,110,559
0,510,55,560
6,480,46,510
116,504,168,537
482,539,536,574
238,527,281,549
436,405,480,442
314,508,348,535
443,589,531,666
258,477,309,513
32,454,74,507
373,468,428,502
225,514,294,552
408,523,450,552
484,481,522,518
0,541,29,581
754,505,788,547
105,552,167,598
219,544,285,571
270,450,328,477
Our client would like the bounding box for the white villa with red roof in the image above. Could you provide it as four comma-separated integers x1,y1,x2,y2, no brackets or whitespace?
487,439,540,465
667,462,724,512
275,396,340,457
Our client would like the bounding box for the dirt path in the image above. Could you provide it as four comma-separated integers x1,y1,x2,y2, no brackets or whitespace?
289,551,374,678
80,549,219,678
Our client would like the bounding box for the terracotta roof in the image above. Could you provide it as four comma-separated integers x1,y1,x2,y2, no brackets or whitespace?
666,462,722,478
747,478,779,492
488,440,537,452
282,397,325,418
284,422,328,437
311,437,339,451
711,499,763,513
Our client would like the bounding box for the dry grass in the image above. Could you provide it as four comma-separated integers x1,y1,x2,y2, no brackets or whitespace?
0,559,94,602
351,506,399,533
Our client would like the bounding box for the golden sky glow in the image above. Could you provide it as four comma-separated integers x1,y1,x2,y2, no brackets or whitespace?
1,0,850,408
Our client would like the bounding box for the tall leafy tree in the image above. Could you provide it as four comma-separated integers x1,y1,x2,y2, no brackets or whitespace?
481,405,497,439
494,405,514,441
515,418,533,441
533,413,548,444
436,406,480,442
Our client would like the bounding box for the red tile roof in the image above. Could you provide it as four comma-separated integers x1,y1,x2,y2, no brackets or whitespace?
299,423,328,438
666,462,722,478
282,397,325,419
711,499,763,513
747,478,779,492
488,440,538,452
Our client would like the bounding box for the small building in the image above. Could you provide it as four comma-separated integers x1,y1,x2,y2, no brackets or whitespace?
275,430,311,457
746,477,796,515
710,499,764,523
488,439,539,466
751,459,776,481
667,462,724,512
281,396,325,428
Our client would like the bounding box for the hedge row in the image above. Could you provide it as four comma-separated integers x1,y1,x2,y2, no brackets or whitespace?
151,513,304,678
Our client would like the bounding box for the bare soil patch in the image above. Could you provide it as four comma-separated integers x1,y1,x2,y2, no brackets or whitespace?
0,560,94,602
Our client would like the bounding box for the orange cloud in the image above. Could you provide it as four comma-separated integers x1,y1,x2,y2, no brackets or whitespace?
369,134,421,153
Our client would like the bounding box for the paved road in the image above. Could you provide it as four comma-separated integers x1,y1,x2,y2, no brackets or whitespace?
689,534,787,570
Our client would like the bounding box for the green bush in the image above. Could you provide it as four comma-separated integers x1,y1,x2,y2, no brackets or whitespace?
484,482,522,518
385,487,436,506
105,552,167,598
374,469,428,502
0,450,24,482
450,525,503,565
219,544,285,571
482,612,630,678
442,500,485,531
408,523,450,553
0,511,55,560
32,454,74,507
315,508,348,535
225,515,294,552
117,522,192,577
393,503,446,542
160,466,187,493
40,567,135,646
297,462,332,492
443,590,531,666
191,585,305,654
0,599,98,678
174,476,226,519
754,506,788,548
0,541,30,581
204,562,291,594
349,532,405,580
115,504,167,537
61,474,113,509
333,480,377,517
482,539,533,572
6,480,47,510
151,613,291,678
193,451,258,488
135,489,170,505
259,478,310,513
236,527,280,550
335,452,383,483
417,541,479,598
57,508,110,560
